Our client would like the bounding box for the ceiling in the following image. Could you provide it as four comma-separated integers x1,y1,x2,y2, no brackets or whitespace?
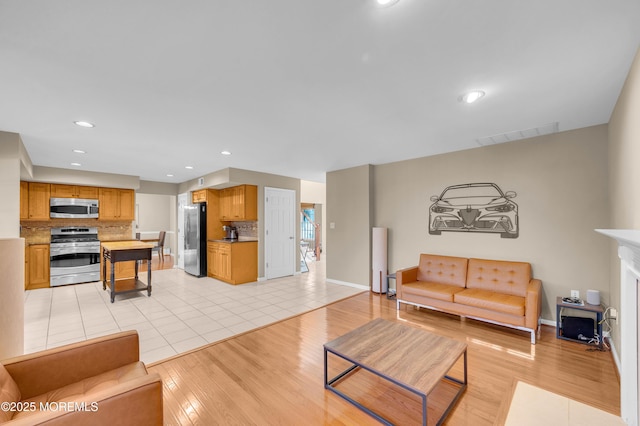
1,1,639,184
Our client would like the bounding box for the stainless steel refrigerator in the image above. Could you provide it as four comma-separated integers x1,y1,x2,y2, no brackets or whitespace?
184,202,207,277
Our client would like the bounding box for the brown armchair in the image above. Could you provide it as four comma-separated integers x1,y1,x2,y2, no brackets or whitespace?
1,331,163,425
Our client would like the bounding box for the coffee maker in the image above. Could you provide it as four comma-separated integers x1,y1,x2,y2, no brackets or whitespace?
222,225,238,240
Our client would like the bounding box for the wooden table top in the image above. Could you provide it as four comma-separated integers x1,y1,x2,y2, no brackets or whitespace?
101,241,154,251
324,318,467,395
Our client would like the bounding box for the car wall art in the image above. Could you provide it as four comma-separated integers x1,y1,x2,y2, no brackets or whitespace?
428,182,519,239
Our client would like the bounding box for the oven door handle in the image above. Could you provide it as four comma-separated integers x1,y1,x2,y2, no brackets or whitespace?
50,246,101,256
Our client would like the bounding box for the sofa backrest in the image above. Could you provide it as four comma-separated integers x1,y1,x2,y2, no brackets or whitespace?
466,258,531,297
1,363,21,422
417,254,468,287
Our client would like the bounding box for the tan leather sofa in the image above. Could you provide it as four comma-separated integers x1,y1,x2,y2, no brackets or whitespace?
397,254,542,343
1,331,163,425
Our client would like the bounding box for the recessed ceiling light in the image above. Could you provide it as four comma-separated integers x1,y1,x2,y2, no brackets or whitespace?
459,90,486,104
376,0,399,6
221,150,232,156
74,121,95,128
185,166,194,170
72,149,86,154
70,162,82,167
166,174,174,177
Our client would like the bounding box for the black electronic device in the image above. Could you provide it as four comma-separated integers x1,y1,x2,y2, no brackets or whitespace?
561,316,595,341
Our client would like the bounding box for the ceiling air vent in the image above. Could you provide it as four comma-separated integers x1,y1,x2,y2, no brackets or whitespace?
476,122,559,146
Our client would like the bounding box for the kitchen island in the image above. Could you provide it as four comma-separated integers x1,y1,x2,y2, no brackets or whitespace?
102,241,153,303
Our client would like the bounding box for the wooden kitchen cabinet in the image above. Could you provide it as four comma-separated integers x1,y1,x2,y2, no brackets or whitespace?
208,242,230,280
192,189,207,203
99,188,135,221
24,244,29,289
219,185,257,221
28,244,50,289
20,181,29,220
219,189,232,220
26,182,51,220
51,183,99,199
207,241,257,285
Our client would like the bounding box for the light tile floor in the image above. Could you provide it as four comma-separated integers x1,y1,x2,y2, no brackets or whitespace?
23,259,364,364
505,381,624,425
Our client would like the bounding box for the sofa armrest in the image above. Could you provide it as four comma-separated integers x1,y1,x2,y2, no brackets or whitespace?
396,266,418,297
525,279,542,330
3,331,140,400
6,372,163,426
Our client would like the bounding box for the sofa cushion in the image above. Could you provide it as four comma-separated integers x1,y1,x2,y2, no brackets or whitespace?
454,288,525,316
1,363,21,422
417,254,468,288
466,258,531,297
13,361,147,420
402,281,465,302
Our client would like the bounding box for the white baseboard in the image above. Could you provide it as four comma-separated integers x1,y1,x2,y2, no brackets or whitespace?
608,336,621,375
325,278,369,291
541,318,555,327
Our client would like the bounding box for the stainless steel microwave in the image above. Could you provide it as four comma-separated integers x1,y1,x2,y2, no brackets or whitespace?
50,198,99,218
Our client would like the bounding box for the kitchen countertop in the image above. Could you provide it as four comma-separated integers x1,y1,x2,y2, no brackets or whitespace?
209,238,258,244
101,240,154,250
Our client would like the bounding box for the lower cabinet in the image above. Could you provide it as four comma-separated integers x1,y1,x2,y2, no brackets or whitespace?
28,244,50,290
207,241,257,285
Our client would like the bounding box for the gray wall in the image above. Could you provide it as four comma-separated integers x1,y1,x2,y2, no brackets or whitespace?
136,193,177,255
0,132,22,238
328,126,610,322
326,164,372,287
608,47,640,354
0,238,24,358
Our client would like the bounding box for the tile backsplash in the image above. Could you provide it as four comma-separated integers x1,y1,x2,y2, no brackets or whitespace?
231,221,258,238
21,220,134,244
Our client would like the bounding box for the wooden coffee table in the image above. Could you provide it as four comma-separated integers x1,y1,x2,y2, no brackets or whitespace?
324,318,467,425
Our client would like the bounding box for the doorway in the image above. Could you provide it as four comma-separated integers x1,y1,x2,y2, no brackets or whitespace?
265,187,296,279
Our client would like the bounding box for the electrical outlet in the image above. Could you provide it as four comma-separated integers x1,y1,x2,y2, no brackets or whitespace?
571,290,580,299
610,308,618,321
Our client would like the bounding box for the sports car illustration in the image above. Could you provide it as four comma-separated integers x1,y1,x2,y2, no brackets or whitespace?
429,183,518,238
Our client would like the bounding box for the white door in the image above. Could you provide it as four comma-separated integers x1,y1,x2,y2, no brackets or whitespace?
177,192,188,269
265,187,296,279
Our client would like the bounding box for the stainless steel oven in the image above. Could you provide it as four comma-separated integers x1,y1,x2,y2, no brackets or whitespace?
50,227,101,286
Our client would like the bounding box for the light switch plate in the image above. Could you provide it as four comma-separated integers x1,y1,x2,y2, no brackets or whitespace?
571,290,579,299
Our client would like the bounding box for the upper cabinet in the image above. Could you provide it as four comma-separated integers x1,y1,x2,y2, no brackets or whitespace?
20,181,29,220
99,188,135,221
20,181,135,222
26,182,51,220
219,185,257,221
192,189,207,204
50,183,99,199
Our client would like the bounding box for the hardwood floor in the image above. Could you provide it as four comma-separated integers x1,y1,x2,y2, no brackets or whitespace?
149,292,620,425
139,254,175,272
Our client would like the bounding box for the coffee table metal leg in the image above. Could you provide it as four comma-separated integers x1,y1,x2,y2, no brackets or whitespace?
440,349,468,425
324,349,400,426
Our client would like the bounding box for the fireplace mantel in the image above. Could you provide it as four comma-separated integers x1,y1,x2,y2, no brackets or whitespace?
596,228,640,426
